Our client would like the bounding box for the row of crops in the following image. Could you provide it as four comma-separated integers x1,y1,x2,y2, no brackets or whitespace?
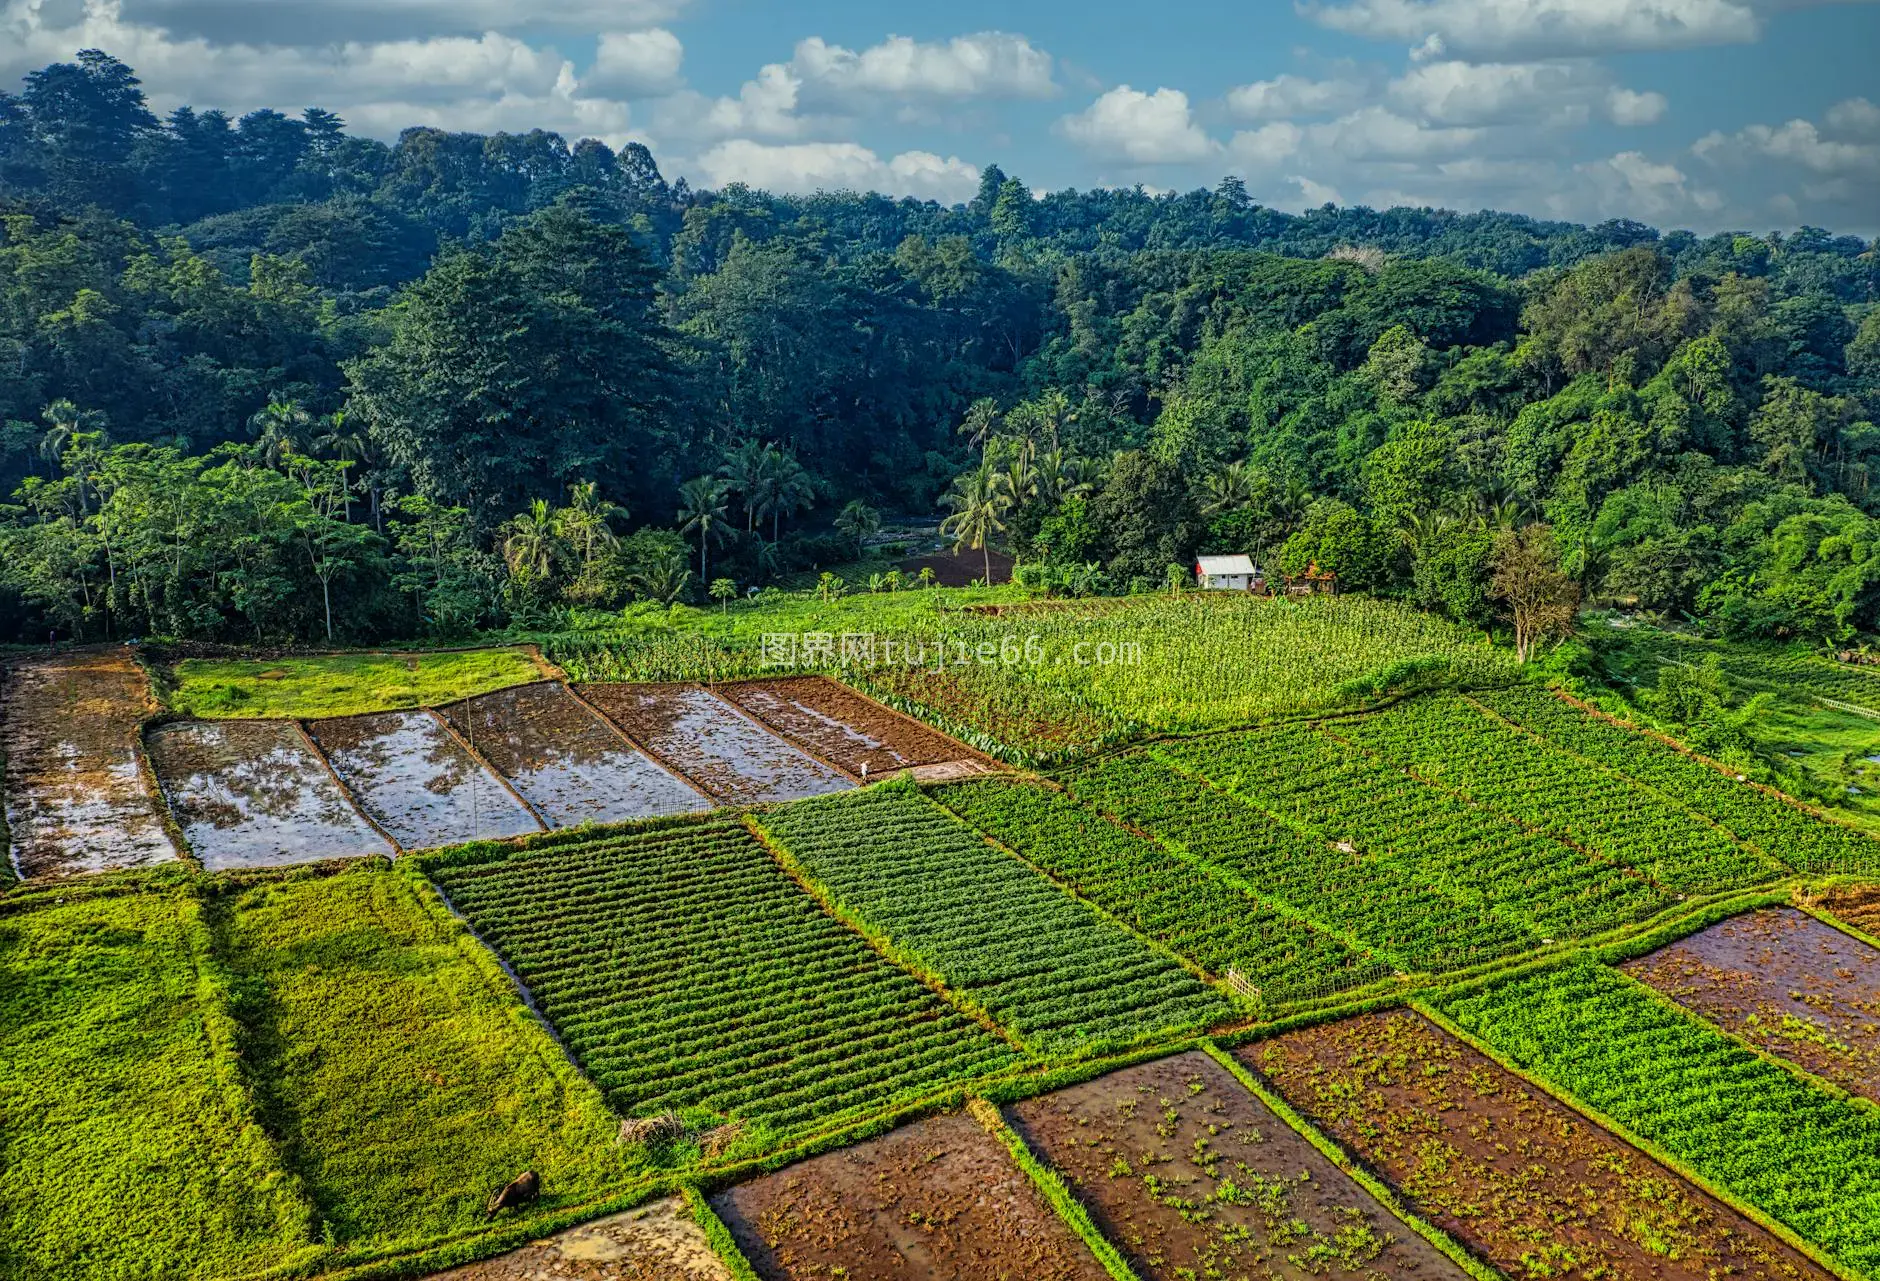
423,816,1022,1144
754,784,1234,1051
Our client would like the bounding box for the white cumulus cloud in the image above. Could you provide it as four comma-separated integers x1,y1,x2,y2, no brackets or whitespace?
1058,86,1218,163
1302,0,1774,60
585,29,683,98
692,139,980,201
791,32,1055,100
1226,73,1370,119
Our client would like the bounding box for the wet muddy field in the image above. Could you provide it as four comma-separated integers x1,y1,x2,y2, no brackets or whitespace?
718,677,988,777
146,720,393,870
583,683,853,804
1624,907,1880,1103
1010,1051,1466,1281
1254,1011,1830,1281
1,647,177,877
426,1197,731,1281
308,711,541,850
443,682,709,827
712,1112,1107,1281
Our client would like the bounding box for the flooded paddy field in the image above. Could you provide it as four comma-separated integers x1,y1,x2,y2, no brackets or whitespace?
307,710,541,850
584,682,853,804
711,1112,1109,1281
1010,1051,1468,1281
146,719,393,869
1624,907,1880,1103
717,676,991,778
1,647,177,877
443,682,710,827
1254,1010,1830,1281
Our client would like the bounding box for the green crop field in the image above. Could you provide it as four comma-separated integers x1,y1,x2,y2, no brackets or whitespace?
164,648,544,719
424,814,1024,1145
753,781,1235,1051
1433,960,1880,1276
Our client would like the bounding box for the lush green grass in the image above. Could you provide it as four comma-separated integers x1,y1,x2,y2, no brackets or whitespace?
548,590,1515,763
207,863,632,1256
1434,959,1880,1276
754,782,1234,1052
165,648,543,719
425,814,1022,1145
0,889,318,1281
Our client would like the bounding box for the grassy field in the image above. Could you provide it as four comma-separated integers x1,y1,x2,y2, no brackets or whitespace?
205,863,631,1256
0,887,318,1280
164,648,543,719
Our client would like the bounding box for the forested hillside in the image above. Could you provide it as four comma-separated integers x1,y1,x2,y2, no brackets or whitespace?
2,51,1877,645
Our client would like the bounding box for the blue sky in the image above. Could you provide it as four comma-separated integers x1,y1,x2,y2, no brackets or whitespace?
5,0,1878,233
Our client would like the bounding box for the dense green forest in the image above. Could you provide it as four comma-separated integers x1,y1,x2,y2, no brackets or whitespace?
2,51,1877,646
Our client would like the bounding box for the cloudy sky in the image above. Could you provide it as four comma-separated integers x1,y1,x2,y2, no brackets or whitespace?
5,0,1878,233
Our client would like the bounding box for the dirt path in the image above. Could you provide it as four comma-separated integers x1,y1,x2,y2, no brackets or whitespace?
426,1197,731,1280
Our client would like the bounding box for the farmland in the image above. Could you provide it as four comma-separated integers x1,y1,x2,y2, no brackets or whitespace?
164,648,545,719
753,782,1234,1052
424,814,1023,1143
1433,959,1880,1275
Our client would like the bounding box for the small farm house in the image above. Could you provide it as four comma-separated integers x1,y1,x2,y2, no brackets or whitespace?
1195,554,1259,591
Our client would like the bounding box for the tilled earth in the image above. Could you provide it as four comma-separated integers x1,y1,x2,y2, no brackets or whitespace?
427,1197,731,1280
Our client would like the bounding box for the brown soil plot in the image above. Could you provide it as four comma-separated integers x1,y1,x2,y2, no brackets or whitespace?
426,1196,731,1281
1624,906,1880,1104
718,676,991,777
711,1111,1109,1281
1009,1050,1466,1281
583,683,853,804
146,719,393,870
1253,1010,1831,1281
442,682,710,827
1821,884,1880,937
0,647,177,877
308,710,541,850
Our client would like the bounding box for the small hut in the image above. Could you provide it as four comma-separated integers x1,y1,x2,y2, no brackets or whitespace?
1194,554,1259,591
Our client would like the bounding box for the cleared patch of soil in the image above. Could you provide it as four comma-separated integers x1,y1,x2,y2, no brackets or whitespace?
583,683,852,804
901,548,1014,587
1010,1050,1466,1281
427,1197,731,1280
711,1112,1109,1281
1822,884,1880,937
1623,907,1880,1104
1,647,177,877
442,683,709,827
146,720,392,869
308,711,541,850
1253,1011,1830,1281
718,676,990,777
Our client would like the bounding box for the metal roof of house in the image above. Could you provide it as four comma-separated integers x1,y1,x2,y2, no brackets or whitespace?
1195,555,1257,575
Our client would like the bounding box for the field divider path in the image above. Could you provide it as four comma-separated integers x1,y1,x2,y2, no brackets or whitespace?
423,706,551,832
738,811,1034,1056
681,1184,763,1281
700,680,866,784
964,1096,1144,1281
1197,1038,1506,1281
925,786,1259,1020
1408,995,1869,1281
563,681,720,804
291,719,403,855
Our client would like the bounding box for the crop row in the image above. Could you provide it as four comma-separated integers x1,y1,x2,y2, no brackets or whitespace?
1158,727,1667,942
1434,960,1880,1276
1060,750,1522,972
752,785,1234,1053
1476,686,1880,874
428,815,1021,1137
1330,694,1787,892
932,777,1389,1008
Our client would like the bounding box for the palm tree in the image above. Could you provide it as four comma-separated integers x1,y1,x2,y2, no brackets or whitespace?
1396,509,1454,556
500,499,561,583
313,411,372,522
38,400,108,511
677,476,730,582
1200,461,1256,515
556,480,624,576
765,452,815,543
995,443,1038,512
941,463,1010,585
709,577,737,613
719,439,772,532
957,398,1001,458
834,499,881,556
249,397,311,469
1035,449,1096,507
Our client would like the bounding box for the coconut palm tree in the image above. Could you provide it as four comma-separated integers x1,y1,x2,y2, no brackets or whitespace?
249,397,312,469
1200,461,1256,515
834,499,881,556
677,476,730,582
718,439,772,532
941,463,1010,585
500,499,561,584
1034,448,1096,507
313,411,372,522
764,452,815,544
556,480,624,576
957,398,1001,458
